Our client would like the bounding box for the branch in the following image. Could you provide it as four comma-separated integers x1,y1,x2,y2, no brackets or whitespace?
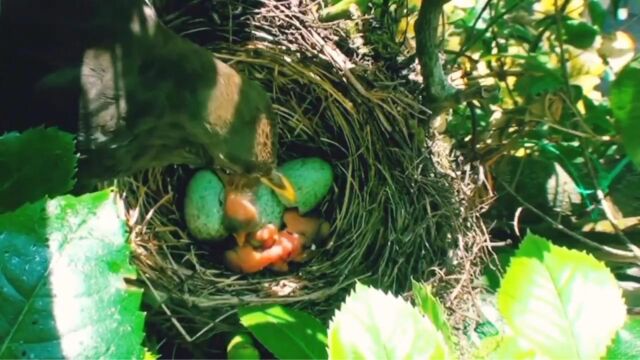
414,0,497,117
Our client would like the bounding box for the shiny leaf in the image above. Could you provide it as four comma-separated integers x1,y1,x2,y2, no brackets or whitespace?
328,283,452,360
498,233,626,359
239,304,328,360
0,190,145,359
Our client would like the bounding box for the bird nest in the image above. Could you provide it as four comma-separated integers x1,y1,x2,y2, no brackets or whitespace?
121,0,489,353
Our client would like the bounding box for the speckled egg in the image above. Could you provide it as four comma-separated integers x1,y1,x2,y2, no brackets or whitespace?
278,157,333,213
184,170,227,241
255,183,285,227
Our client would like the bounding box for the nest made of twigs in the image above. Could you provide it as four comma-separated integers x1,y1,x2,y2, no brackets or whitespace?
123,0,489,353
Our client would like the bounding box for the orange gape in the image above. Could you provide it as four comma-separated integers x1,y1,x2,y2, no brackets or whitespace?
224,192,258,224
282,209,330,242
224,191,259,246
224,225,303,273
224,210,331,274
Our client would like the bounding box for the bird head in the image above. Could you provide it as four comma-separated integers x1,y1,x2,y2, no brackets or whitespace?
205,58,297,206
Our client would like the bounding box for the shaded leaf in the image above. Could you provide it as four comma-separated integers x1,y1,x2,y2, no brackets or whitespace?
611,57,640,169
412,280,455,352
239,304,327,360
514,56,564,99
482,248,515,292
0,190,145,359
563,20,599,49
583,96,614,135
0,127,76,213
498,233,626,359
606,316,640,359
588,0,607,31
328,283,452,360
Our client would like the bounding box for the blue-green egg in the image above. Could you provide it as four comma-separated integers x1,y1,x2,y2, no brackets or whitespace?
184,170,227,241
278,157,333,213
255,184,285,227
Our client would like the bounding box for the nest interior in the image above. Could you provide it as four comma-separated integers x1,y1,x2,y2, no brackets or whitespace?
125,0,489,354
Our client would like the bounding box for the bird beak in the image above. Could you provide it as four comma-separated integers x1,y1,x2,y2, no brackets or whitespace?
261,170,297,205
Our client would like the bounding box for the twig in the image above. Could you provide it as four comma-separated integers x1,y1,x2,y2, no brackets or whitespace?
414,0,500,116
498,179,640,261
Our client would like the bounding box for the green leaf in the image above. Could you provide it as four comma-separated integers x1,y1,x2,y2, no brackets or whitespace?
583,96,615,135
514,56,564,98
588,0,608,31
328,283,452,360
412,280,456,352
227,333,261,360
497,232,626,359
563,20,599,49
611,57,640,169
0,190,145,359
0,127,77,213
606,316,640,359
478,336,537,360
239,304,328,360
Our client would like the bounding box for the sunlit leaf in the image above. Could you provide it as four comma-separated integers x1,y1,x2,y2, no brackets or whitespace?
239,304,328,360
0,127,76,213
328,283,452,360
227,333,260,360
569,49,606,79
0,190,145,359
536,0,585,19
484,335,537,360
610,57,640,169
599,31,636,73
498,233,626,359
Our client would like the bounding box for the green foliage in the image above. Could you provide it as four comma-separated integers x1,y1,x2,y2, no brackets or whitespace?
563,20,599,49
482,249,515,292
437,0,637,236
497,233,626,359
0,127,76,213
227,333,261,360
245,234,637,360
513,55,565,99
412,280,456,351
611,57,640,169
0,190,145,359
606,316,640,359
328,283,452,359
481,335,536,360
238,304,328,359
587,0,608,31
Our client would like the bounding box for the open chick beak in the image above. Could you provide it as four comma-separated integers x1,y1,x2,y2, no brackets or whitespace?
261,170,297,206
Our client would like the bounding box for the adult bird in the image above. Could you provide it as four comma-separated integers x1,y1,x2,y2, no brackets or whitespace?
0,0,297,204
